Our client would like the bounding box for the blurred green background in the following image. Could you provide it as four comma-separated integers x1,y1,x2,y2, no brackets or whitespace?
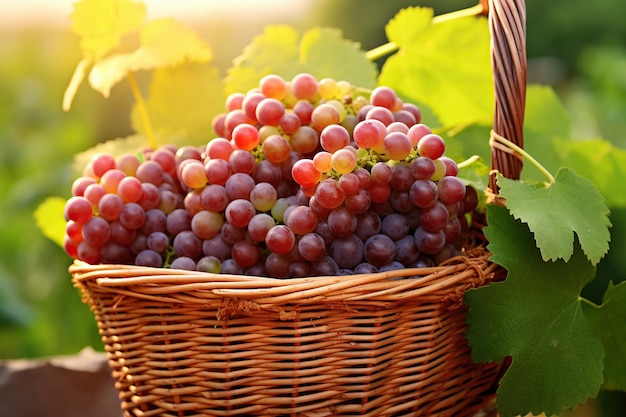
1,1,625,415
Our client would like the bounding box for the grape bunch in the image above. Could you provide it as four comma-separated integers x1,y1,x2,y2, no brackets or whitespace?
62,72,479,277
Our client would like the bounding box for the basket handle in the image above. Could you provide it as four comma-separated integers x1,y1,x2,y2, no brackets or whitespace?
487,0,527,194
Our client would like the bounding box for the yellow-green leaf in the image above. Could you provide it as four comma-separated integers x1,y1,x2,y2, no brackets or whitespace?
71,0,147,59
131,63,225,146
89,18,213,97
225,25,376,96
379,8,492,127
63,57,93,111
34,197,67,248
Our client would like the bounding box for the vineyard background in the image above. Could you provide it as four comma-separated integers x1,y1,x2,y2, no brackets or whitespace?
1,1,625,415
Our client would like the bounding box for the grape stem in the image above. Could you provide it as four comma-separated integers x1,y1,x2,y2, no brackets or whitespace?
456,155,482,170
126,71,157,149
489,131,556,184
365,3,486,61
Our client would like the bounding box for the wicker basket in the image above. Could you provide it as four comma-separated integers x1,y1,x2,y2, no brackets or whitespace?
70,0,526,415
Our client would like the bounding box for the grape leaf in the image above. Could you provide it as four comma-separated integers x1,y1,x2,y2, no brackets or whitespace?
130,63,224,146
379,7,492,127
89,18,213,97
70,0,147,59
583,281,626,391
34,197,67,248
522,85,571,182
224,25,377,96
553,137,626,208
465,205,604,417
497,168,611,265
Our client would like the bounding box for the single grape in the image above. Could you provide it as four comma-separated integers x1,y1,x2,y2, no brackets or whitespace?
250,182,278,212
262,134,292,164
290,73,318,100
206,138,235,160
297,232,326,262
231,240,261,268
409,179,438,208
265,225,296,255
82,216,111,247
315,179,345,210
224,173,255,200
64,196,93,224
285,205,318,235
437,176,467,204
166,208,192,235
259,73,287,99
419,201,449,232
370,86,397,109
331,148,357,174
191,210,224,239
327,206,356,238
247,213,275,242
414,226,446,255
225,199,256,228
170,256,197,271
394,235,421,266
291,159,322,188
330,234,364,269
231,124,260,151
364,234,397,267
197,256,222,274
382,131,412,161
173,230,202,259
417,133,446,160
381,213,410,241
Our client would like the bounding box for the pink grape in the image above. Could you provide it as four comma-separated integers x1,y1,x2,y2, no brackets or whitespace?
291,73,318,100
255,98,285,126
265,225,296,255
382,131,412,161
231,123,260,151
370,86,397,109
320,124,350,153
331,148,357,174
262,134,292,164
353,119,386,149
206,138,234,160
250,182,278,212
289,125,318,154
259,74,287,99
417,133,446,160
366,106,394,126
291,159,322,188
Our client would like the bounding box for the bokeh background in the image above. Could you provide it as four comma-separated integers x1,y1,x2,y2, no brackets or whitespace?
1,1,625,415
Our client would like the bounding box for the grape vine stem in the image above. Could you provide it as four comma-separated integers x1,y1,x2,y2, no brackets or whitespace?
489,131,556,184
126,71,157,149
365,3,486,61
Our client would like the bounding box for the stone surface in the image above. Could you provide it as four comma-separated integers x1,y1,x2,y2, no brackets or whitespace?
0,347,122,417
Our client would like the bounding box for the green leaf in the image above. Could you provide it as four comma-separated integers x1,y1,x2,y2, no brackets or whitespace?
224,25,377,96
553,137,626,208
379,8,492,127
34,197,67,248
70,0,147,59
584,281,626,391
466,205,604,417
89,18,213,97
497,168,611,265
131,63,225,146
522,85,571,182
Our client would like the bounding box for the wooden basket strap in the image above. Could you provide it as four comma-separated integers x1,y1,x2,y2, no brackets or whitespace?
488,0,527,192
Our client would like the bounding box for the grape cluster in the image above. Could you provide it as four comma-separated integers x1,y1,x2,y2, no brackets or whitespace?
63,72,478,276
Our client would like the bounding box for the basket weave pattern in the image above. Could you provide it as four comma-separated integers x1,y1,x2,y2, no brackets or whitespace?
71,250,503,416
70,0,526,415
